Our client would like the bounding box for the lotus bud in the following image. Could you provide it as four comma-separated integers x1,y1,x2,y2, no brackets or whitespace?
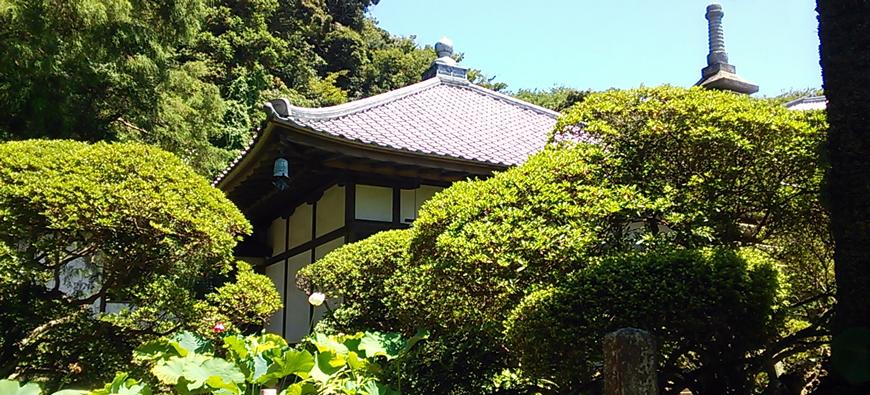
308,292,326,306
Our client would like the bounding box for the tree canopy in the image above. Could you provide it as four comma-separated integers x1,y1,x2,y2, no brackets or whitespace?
0,0,437,177
0,140,279,390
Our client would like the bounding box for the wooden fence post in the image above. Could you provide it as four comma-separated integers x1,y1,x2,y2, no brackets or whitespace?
603,327,658,395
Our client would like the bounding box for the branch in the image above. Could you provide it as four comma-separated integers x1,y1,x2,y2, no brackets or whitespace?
788,292,835,311
113,117,150,136
19,313,80,348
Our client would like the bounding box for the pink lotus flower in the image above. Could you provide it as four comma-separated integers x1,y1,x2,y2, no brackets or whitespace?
213,322,226,333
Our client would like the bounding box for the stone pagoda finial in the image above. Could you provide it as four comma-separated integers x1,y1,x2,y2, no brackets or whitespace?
705,4,728,66
695,3,758,94
423,36,467,81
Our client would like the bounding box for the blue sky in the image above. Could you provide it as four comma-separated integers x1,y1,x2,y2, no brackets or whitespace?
368,1,822,97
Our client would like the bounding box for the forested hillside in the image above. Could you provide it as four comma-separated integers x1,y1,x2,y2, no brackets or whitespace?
0,0,438,176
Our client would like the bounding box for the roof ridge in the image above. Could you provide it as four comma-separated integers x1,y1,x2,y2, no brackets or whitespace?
280,78,443,121
271,76,560,122
458,81,561,119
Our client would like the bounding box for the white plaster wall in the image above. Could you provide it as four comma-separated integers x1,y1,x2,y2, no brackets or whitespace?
289,203,313,248
46,257,100,299
399,185,444,223
312,237,345,324
264,262,285,335
315,185,345,237
314,237,345,261
417,185,443,212
269,217,287,256
355,185,393,222
285,252,312,342
400,189,416,223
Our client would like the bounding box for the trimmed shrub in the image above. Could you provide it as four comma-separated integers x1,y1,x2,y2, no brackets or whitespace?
300,87,826,394
0,140,280,389
504,248,780,392
554,86,826,248
299,229,412,333
207,261,284,331
391,144,655,334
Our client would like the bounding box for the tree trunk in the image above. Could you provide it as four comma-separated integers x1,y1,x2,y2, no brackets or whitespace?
816,0,870,393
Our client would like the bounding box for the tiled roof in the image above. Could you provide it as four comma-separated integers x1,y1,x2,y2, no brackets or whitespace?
273,76,558,166
214,75,559,186
785,95,827,111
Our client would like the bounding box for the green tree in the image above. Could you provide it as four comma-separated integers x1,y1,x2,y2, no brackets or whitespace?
815,1,870,392
300,86,830,394
514,86,591,111
0,140,279,390
0,0,444,177
0,0,205,142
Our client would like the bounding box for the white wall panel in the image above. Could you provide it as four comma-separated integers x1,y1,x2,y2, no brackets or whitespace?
289,203,313,248
285,252,313,342
355,185,393,222
313,237,345,324
398,185,444,223
264,262,285,335
269,217,287,256
416,185,443,212
316,185,345,237
314,237,345,261
400,189,416,223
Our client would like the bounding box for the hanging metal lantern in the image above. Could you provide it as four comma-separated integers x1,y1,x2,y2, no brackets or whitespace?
273,158,290,191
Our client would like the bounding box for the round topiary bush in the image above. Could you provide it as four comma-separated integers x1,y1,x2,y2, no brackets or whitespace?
0,140,281,389
298,229,412,332
504,248,780,392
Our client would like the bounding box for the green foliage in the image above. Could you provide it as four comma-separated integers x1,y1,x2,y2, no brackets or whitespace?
556,90,834,376
0,379,42,395
555,86,826,248
0,0,441,176
767,87,824,105
0,140,282,390
115,61,242,177
4,329,421,394
300,230,410,332
131,329,422,394
504,248,780,391
392,144,654,334
300,86,829,394
207,261,283,332
71,373,151,395
465,69,508,92
514,86,591,112
0,0,204,142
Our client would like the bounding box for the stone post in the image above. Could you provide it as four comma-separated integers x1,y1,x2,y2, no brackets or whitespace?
603,328,658,395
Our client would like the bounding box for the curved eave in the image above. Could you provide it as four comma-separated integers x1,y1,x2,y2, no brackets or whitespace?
216,119,510,194
214,125,274,190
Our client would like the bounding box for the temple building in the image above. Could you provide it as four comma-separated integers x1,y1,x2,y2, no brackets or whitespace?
215,3,817,342
214,38,559,340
